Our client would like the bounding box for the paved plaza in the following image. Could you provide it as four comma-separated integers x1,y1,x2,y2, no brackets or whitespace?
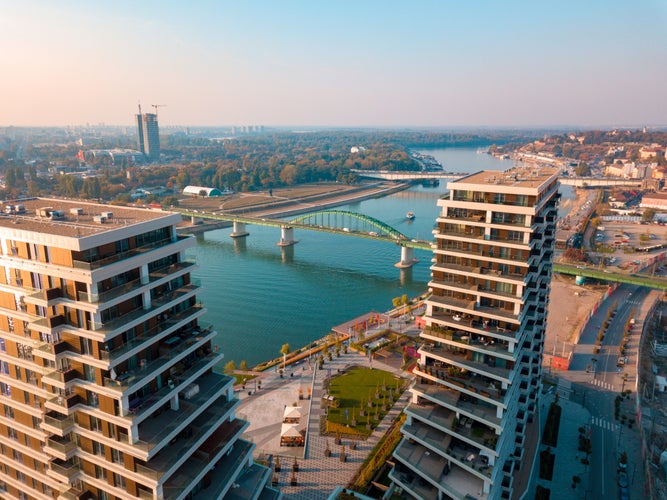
237,345,411,500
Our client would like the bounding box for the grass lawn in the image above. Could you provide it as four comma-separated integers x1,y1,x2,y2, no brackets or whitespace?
326,366,403,437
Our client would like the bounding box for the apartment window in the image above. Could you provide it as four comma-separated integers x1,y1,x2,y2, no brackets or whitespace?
18,492,28,500
0,361,8,375
494,193,505,204
3,405,14,419
32,416,41,428
111,448,123,464
113,473,126,489
16,343,34,361
14,365,21,379
99,490,109,500
83,363,96,382
95,465,104,479
0,339,5,352
92,440,105,456
81,338,93,356
508,231,523,242
17,471,25,484
12,450,23,464
90,415,102,432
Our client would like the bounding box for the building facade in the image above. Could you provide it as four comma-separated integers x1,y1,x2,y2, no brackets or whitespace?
136,114,160,161
0,199,278,500
390,168,560,500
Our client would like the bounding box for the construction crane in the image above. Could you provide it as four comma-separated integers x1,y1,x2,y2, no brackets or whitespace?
151,104,167,116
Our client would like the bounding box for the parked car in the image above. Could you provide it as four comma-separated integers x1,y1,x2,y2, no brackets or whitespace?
618,471,629,488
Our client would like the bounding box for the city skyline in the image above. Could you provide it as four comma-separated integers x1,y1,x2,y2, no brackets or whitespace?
1,0,666,128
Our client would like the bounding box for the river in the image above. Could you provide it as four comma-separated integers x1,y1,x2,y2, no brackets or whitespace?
187,147,574,367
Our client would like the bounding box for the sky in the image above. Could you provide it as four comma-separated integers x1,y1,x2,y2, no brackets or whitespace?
1,0,666,128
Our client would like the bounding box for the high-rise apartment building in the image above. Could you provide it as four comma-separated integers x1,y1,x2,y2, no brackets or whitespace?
0,200,278,500
389,167,560,500
136,113,160,161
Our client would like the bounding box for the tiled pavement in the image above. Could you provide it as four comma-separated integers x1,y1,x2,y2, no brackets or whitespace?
237,348,411,500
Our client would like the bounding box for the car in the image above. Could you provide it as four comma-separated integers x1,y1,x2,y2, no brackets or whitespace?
618,471,629,488
619,486,629,500
632,260,640,265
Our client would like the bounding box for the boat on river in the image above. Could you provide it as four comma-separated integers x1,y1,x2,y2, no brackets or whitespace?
406,211,415,220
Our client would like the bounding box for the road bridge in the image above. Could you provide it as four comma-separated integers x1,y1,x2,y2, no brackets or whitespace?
177,209,433,268
353,170,644,189
554,263,667,290
559,177,643,188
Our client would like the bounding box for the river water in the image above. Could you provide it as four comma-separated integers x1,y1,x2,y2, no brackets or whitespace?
188,147,574,367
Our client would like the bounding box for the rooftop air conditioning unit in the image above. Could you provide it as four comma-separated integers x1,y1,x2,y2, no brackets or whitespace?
93,215,107,224
101,211,113,219
70,208,83,216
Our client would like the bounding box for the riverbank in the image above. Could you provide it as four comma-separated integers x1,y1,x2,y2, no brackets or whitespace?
176,181,410,234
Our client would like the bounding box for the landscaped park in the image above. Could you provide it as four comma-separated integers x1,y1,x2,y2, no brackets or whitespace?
323,366,406,438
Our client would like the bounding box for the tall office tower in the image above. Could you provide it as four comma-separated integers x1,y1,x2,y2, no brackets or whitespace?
390,167,560,500
136,113,160,161
0,200,278,500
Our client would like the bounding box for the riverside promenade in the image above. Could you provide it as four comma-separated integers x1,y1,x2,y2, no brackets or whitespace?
235,321,414,500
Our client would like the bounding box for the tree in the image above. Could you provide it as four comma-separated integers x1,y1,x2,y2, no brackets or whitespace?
224,360,236,374
199,189,207,198
280,343,290,369
239,360,248,371
642,208,657,222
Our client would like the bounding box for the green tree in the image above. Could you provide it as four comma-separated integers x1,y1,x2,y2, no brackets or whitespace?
280,343,291,369
224,360,236,374
239,360,248,371
642,208,657,222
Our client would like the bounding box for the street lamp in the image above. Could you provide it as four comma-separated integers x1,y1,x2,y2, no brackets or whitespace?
591,358,597,380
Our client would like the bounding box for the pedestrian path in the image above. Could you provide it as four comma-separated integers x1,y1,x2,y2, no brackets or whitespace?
589,416,618,432
591,378,614,391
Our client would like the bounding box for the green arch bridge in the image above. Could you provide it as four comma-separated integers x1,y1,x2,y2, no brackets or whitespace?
177,209,432,267
553,263,667,290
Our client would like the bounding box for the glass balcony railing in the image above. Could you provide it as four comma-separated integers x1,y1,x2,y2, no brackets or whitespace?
100,306,208,362
72,235,191,270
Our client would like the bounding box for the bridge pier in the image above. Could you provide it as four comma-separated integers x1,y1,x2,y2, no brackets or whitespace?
230,221,249,238
277,226,298,247
395,246,418,268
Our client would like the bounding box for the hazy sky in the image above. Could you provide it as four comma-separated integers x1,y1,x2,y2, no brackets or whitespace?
1,0,666,128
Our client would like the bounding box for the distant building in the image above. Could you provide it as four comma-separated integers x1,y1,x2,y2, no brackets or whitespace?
640,192,667,210
136,111,160,161
183,185,224,197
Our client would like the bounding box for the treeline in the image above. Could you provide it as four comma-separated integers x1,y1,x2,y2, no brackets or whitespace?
0,129,537,202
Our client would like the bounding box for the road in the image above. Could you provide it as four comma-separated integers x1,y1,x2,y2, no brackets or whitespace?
566,284,647,500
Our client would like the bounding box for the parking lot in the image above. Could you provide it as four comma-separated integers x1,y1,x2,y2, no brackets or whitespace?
590,221,667,270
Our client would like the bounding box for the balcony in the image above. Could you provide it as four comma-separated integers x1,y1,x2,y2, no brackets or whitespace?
136,408,247,477
427,294,477,313
45,393,82,414
420,345,512,384
100,307,208,363
47,458,81,483
393,438,489,499
130,373,235,455
103,333,218,393
411,381,501,429
23,287,64,306
162,438,253,500
423,321,518,344
44,435,77,460
35,339,70,356
72,235,191,271
43,367,79,386
41,411,76,436
91,283,200,335
77,260,196,304
389,464,439,500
